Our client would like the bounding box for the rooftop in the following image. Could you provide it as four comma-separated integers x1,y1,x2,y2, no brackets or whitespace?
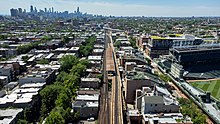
76,94,99,101
0,108,23,124
172,44,220,53
81,78,101,82
144,96,164,104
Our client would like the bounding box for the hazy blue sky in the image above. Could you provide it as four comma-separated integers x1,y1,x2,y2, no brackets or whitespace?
1,0,220,16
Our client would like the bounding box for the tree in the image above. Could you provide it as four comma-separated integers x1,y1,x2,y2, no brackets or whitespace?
114,41,121,48
145,58,151,65
79,36,96,57
40,85,64,117
17,42,39,54
46,107,79,124
0,34,7,40
37,59,49,64
55,89,71,109
129,37,138,49
17,119,28,124
21,56,29,63
70,63,87,77
59,55,79,72
63,73,80,94
1,44,9,48
45,110,65,124
178,98,207,124
56,71,69,83
80,59,89,67
159,74,172,82
62,36,70,44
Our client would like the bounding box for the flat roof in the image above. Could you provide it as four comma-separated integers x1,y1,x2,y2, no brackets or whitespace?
76,94,99,101
88,56,102,60
81,78,100,82
69,47,80,51
0,108,23,124
144,96,164,104
20,83,46,88
172,45,220,53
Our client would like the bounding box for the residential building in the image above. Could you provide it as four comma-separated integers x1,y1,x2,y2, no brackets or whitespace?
0,65,13,82
18,68,55,84
80,78,101,89
72,93,99,119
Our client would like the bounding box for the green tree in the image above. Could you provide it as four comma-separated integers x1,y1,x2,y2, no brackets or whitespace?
37,59,49,64
114,41,121,48
45,110,65,124
178,98,207,124
17,119,29,124
70,63,87,77
159,74,172,82
56,71,69,83
63,73,80,94
1,44,9,48
80,59,89,67
17,42,39,54
79,36,96,57
59,55,79,72
0,34,7,40
129,37,138,49
62,36,70,44
40,85,64,117
55,89,71,109
21,56,29,63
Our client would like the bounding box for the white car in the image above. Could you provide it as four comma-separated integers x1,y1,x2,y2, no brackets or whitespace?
87,117,95,121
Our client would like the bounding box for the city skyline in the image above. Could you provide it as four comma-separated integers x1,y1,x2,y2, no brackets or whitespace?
1,0,220,17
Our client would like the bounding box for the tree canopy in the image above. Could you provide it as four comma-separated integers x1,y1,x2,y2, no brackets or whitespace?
79,36,96,57
59,55,79,72
178,98,207,124
39,55,89,123
40,85,64,117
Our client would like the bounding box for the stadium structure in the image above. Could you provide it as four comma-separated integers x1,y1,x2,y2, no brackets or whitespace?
158,44,220,80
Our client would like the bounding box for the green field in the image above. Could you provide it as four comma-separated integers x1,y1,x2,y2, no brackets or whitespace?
191,80,220,100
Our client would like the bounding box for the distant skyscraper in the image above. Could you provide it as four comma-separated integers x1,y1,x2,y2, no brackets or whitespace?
30,5,34,13
52,7,54,13
44,8,47,13
18,8,22,14
10,8,18,17
34,7,38,13
77,7,80,13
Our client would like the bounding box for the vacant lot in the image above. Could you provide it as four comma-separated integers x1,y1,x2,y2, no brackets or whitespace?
191,80,220,100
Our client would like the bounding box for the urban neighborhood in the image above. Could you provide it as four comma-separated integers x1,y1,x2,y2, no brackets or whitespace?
0,1,220,124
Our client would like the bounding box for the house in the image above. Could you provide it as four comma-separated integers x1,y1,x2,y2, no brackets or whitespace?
80,78,101,89
72,93,99,119
0,48,17,58
128,86,193,124
0,82,46,108
0,65,13,82
18,68,55,84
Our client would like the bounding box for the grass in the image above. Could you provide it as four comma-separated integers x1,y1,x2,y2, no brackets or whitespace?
191,80,220,100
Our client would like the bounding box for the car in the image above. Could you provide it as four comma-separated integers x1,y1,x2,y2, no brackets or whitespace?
87,117,95,121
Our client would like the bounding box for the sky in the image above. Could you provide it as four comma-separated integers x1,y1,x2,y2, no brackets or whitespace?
0,0,220,17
